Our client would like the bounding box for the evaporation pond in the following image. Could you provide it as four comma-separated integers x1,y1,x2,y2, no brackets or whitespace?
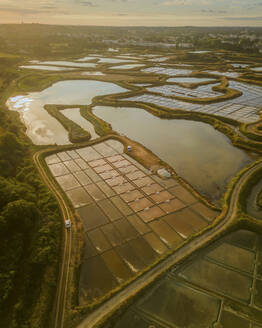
167,77,216,83
111,64,145,70
36,61,97,68
98,57,134,64
93,106,253,202
251,67,262,72
7,80,127,145
20,65,76,71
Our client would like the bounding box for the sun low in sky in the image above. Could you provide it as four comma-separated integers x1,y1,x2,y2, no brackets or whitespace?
1,0,262,26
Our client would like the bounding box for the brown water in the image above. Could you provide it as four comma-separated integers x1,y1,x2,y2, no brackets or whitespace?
93,106,254,203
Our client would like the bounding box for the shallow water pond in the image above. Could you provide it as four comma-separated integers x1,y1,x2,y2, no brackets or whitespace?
81,71,105,76
110,64,145,70
76,56,98,62
251,67,262,72
93,106,253,202
167,77,216,83
98,57,134,64
7,80,127,145
189,50,210,54
231,63,249,68
35,60,97,68
19,65,76,71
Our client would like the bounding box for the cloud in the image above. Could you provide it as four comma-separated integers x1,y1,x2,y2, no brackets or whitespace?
201,9,227,14
223,16,262,20
0,6,52,14
77,0,97,6
162,0,188,5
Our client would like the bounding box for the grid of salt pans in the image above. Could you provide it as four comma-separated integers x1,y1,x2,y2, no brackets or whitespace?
142,66,192,76
124,86,260,123
147,84,221,99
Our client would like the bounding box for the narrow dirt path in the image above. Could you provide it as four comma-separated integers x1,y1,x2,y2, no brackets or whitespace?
33,151,73,328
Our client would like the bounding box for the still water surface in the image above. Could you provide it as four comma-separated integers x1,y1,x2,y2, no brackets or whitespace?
7,80,126,145
93,106,253,202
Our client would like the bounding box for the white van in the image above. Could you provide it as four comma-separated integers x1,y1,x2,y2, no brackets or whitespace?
65,219,71,229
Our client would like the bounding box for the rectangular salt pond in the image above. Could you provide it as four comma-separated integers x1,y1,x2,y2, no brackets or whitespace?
231,63,249,68
93,106,253,202
76,56,98,62
35,61,97,68
142,67,192,76
81,72,105,76
19,65,76,71
110,64,145,70
6,80,127,145
124,79,262,123
147,84,221,98
189,50,210,54
202,70,239,78
251,67,262,72
167,77,216,84
97,58,135,64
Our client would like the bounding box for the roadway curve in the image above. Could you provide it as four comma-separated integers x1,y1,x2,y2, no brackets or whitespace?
77,161,262,328
33,150,73,328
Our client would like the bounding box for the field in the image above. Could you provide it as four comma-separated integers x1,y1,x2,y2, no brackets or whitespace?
114,229,262,328
45,140,218,304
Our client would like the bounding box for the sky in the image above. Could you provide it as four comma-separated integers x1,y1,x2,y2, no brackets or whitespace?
1,0,262,26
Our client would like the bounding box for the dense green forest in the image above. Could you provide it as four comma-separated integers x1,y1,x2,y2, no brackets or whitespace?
0,56,61,327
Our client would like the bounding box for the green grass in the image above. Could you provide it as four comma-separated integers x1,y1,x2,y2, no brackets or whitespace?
16,73,60,92
258,189,262,208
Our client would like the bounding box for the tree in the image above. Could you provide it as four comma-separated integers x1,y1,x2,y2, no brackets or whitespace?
2,200,39,232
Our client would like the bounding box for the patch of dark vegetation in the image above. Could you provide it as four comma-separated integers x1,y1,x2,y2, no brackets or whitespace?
258,189,262,208
0,57,61,328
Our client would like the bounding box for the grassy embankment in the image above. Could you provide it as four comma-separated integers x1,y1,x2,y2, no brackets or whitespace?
258,189,262,208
